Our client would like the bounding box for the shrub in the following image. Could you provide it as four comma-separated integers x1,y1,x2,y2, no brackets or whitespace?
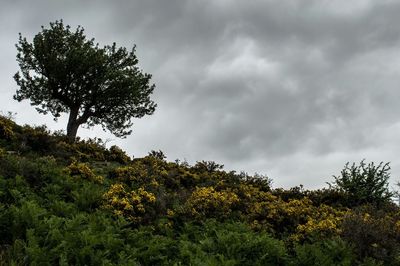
178,220,288,266
242,172,272,192
7,211,139,265
294,204,349,242
19,125,55,154
292,238,355,266
20,156,62,189
0,152,20,180
194,160,224,172
272,186,306,201
109,164,148,184
147,150,167,160
306,188,350,207
340,206,400,264
123,228,177,265
184,187,239,219
65,160,104,184
0,115,15,140
10,200,48,240
329,161,393,207
72,182,105,212
103,183,156,223
246,195,314,235
0,154,62,196
70,138,107,161
107,145,131,164
0,203,12,245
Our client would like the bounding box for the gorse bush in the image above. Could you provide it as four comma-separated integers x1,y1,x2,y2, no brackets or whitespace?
103,183,156,224
185,186,240,219
65,160,104,184
0,115,15,140
294,204,349,242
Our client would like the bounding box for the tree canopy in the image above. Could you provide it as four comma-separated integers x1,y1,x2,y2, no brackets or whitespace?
329,160,393,206
14,20,156,138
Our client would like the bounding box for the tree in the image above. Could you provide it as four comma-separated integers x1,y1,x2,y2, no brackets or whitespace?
329,160,393,206
14,20,156,139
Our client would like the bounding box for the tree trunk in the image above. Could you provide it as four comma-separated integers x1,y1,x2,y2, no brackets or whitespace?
66,107,80,139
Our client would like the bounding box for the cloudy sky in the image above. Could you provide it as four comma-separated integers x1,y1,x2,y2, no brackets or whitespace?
2,0,400,189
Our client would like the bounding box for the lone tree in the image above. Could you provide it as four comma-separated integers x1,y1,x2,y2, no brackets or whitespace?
14,20,156,139
329,160,393,207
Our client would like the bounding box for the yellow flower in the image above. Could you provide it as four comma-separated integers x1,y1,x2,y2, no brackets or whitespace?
167,209,175,217
113,210,123,216
103,184,156,222
185,186,239,218
65,160,104,184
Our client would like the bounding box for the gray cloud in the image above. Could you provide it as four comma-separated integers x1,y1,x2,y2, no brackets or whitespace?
2,0,400,188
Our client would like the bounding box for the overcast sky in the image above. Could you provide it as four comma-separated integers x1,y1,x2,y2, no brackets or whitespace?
2,0,400,189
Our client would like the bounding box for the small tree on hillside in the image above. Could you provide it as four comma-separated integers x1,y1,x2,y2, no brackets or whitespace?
329,160,393,206
14,20,156,139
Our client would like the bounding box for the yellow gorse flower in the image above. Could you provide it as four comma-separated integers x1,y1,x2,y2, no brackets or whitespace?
103,183,156,222
65,160,104,184
185,186,239,218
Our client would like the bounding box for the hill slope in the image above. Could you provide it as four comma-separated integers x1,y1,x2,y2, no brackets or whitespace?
0,115,399,265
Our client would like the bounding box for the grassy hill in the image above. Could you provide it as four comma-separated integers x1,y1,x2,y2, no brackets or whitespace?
0,114,399,265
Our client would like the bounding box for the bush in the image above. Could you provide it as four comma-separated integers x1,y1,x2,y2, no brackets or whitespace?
246,195,314,235
7,211,138,265
178,220,288,266
72,182,104,212
0,115,16,140
0,154,63,200
292,238,355,266
294,204,349,242
19,125,55,154
107,145,131,164
103,183,156,223
184,187,239,219
65,160,104,184
340,206,400,264
108,163,157,189
329,161,393,207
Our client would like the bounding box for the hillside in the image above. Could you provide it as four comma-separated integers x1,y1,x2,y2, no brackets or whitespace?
0,114,399,265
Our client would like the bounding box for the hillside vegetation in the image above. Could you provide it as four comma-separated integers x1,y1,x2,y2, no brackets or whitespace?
0,114,400,265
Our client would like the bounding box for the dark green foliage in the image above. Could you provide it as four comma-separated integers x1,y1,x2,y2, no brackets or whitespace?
0,153,63,195
71,182,104,212
0,114,132,164
7,212,136,265
306,189,350,207
242,172,272,192
0,152,20,180
273,186,350,207
194,160,225,172
341,206,400,264
0,114,17,140
330,160,393,207
14,20,156,138
148,150,167,160
19,125,55,154
292,238,355,266
273,186,307,201
108,145,131,164
178,220,288,266
0,203,13,245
